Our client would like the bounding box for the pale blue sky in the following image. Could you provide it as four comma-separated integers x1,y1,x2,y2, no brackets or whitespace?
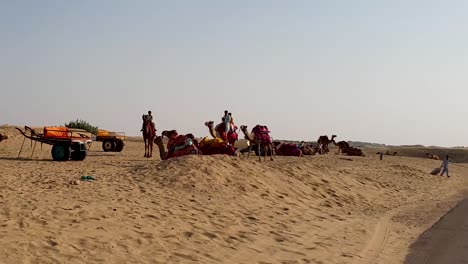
1,1,467,146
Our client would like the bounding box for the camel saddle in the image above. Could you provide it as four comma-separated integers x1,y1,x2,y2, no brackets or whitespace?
252,125,272,145
276,143,302,157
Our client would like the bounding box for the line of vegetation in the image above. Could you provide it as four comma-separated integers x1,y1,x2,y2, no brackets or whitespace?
65,119,98,135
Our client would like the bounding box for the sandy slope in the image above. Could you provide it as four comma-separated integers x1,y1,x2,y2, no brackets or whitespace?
0,127,467,264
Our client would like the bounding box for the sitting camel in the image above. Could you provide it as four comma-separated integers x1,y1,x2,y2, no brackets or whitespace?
0,134,7,142
425,153,440,160
331,137,365,157
153,130,202,160
204,121,238,146
240,125,274,162
300,143,317,155
273,141,302,157
331,136,350,154
317,135,336,154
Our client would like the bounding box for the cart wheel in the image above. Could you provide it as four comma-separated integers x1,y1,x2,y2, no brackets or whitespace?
114,140,124,152
51,144,71,161
71,150,87,161
102,140,115,152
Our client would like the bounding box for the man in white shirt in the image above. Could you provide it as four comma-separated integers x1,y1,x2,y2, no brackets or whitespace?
141,111,155,132
222,110,231,133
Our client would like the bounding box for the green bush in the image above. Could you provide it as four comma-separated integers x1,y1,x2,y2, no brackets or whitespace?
65,119,98,135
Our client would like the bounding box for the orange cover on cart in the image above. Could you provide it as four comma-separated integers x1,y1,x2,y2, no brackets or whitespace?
43,127,69,138
97,129,109,137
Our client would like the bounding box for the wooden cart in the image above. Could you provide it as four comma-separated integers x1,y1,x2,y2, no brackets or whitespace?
94,129,125,152
16,126,91,161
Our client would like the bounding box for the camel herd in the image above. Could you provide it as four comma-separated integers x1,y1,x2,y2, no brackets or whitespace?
0,127,449,163
143,118,366,162
0,124,365,162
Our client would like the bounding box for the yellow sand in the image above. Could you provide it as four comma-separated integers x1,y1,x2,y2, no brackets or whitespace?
0,125,467,264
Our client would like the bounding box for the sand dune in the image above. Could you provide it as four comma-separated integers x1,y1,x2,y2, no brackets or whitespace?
1,127,467,263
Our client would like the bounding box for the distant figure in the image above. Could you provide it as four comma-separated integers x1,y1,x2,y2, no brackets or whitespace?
141,111,155,132
222,110,231,133
440,155,450,177
228,112,235,132
141,111,156,158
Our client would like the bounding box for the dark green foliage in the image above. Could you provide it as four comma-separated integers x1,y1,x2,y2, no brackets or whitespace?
65,119,98,135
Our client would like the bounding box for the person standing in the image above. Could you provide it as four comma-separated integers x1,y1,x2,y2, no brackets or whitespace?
222,110,231,133
440,155,450,177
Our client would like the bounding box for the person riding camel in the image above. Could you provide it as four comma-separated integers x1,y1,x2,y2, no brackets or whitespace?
141,111,155,132
222,110,230,133
228,112,236,132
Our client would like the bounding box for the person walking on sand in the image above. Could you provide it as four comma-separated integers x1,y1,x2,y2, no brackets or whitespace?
440,155,450,177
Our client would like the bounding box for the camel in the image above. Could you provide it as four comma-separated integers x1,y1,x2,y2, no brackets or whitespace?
0,134,7,142
425,153,440,160
300,144,317,155
317,135,336,154
154,130,202,160
273,141,303,157
204,121,238,146
240,125,274,162
330,136,365,157
331,137,350,154
142,118,155,158
154,136,168,160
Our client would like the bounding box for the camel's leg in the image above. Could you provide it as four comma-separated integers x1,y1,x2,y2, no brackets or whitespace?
269,144,273,161
148,140,152,158
258,144,262,162
247,144,252,159
144,140,147,157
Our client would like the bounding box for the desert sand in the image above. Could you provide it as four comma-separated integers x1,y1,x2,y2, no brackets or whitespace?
1,125,467,264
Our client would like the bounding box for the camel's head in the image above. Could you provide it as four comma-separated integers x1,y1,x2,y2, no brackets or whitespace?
331,135,337,140
204,121,214,127
240,125,248,132
167,130,178,138
154,136,164,145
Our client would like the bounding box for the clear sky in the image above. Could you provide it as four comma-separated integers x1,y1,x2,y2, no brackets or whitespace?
1,0,467,147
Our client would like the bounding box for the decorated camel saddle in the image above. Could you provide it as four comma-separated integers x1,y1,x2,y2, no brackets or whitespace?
164,131,201,159
197,137,238,156
252,125,272,145
214,123,238,145
274,141,302,157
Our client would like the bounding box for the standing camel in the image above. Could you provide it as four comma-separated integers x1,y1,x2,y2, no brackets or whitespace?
240,125,274,162
317,135,336,154
142,117,155,158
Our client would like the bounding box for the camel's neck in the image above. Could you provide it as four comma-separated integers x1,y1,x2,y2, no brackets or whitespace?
209,126,217,139
332,140,337,146
155,141,167,160
242,130,255,142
